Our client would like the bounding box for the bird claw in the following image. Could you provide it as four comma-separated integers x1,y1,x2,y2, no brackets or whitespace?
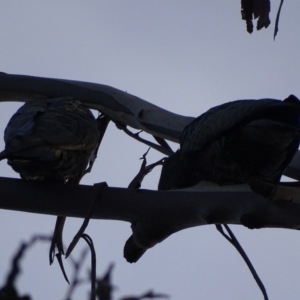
49,238,69,283
49,216,66,267
55,252,70,284
65,227,85,259
49,240,56,265
49,216,66,260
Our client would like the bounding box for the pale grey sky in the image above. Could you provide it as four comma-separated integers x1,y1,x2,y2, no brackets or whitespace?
1,1,300,300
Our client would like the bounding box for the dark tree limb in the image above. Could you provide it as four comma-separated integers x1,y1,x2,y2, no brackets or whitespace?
1,177,300,253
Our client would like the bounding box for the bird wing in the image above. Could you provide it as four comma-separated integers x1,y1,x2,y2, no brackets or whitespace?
180,97,300,153
34,98,99,152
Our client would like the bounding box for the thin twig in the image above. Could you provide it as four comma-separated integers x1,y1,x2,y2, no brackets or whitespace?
153,136,173,154
120,290,170,300
64,248,89,300
0,235,51,300
3,235,51,289
274,0,284,40
118,124,174,156
95,263,115,300
216,224,269,300
82,234,97,300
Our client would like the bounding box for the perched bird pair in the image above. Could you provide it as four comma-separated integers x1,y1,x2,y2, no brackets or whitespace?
124,95,300,263
0,97,100,267
1,95,300,265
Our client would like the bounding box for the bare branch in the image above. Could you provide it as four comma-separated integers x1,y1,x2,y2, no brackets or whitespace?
0,235,51,300
120,290,170,300
152,136,173,154
1,73,299,178
0,73,193,143
1,177,300,254
1,73,298,176
118,125,173,156
81,234,97,300
274,0,285,40
95,263,115,300
64,248,89,300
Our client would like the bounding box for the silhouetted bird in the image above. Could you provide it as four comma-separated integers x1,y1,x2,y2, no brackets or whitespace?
124,95,300,263
0,97,100,264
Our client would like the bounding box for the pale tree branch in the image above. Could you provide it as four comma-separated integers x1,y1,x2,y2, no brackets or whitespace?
0,73,299,176
0,72,193,143
1,72,300,177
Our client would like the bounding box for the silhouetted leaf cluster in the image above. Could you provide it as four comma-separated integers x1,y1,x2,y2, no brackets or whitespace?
0,236,169,300
241,0,271,33
240,0,285,39
0,235,51,300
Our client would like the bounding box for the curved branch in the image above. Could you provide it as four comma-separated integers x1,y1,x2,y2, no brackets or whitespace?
0,73,193,142
1,72,300,178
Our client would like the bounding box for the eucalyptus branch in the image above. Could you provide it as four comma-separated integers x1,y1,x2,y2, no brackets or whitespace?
0,73,193,142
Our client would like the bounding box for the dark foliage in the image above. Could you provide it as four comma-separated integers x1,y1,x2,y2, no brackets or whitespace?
0,236,169,300
241,0,271,33
241,0,285,38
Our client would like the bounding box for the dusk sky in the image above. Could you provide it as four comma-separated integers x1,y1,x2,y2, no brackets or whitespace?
1,1,300,300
